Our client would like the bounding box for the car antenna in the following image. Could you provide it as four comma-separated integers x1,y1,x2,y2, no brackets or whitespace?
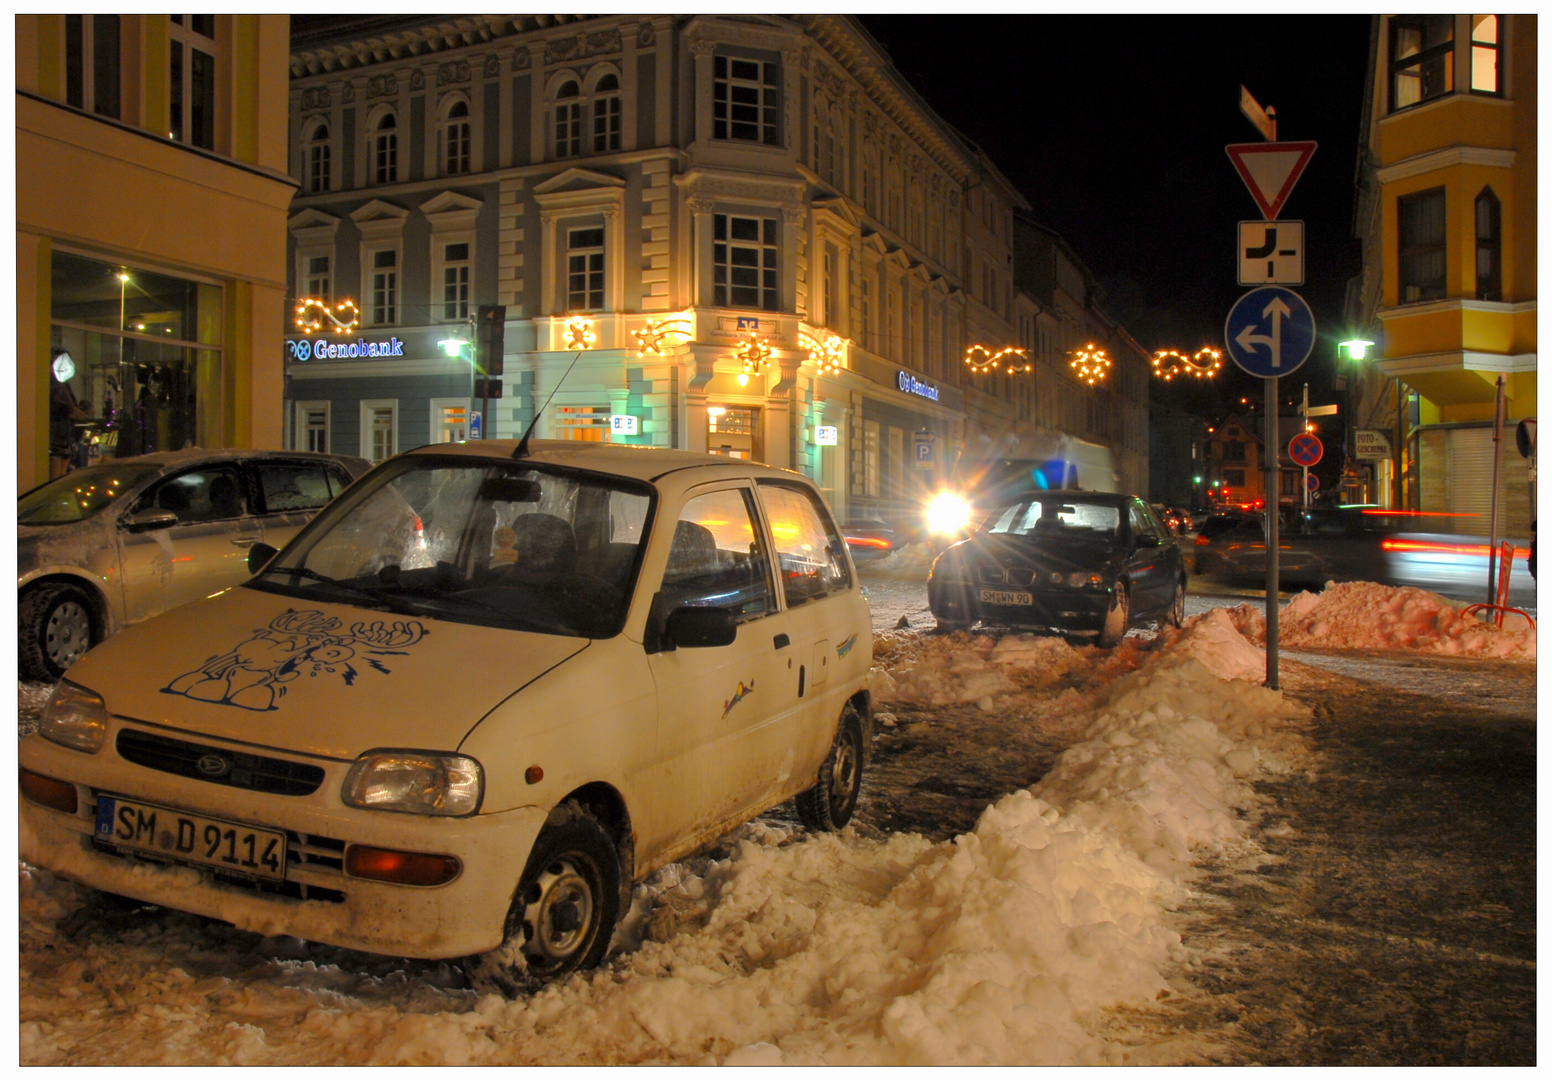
514,350,583,459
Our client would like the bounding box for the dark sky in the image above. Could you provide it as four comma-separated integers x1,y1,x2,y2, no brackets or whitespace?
858,14,1374,416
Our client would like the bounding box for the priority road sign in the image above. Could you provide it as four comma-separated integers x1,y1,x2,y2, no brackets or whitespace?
1288,431,1324,467
1225,141,1317,220
1238,220,1304,285
1224,286,1317,378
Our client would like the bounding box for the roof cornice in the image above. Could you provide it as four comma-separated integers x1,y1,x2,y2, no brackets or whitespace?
289,15,605,77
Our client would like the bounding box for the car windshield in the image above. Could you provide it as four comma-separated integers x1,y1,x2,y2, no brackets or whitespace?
986,498,1122,541
248,456,654,638
18,462,162,524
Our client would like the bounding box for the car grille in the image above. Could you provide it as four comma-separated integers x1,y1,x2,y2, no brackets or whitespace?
117,729,325,797
979,567,1037,586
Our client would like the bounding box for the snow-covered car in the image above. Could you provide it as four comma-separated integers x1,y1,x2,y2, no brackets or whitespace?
18,440,874,991
927,491,1187,644
18,448,372,682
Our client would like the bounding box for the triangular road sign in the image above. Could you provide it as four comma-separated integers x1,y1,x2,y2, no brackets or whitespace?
1225,141,1317,220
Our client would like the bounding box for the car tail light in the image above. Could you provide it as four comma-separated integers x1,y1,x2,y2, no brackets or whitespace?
1195,534,1211,546
19,768,78,814
344,844,461,887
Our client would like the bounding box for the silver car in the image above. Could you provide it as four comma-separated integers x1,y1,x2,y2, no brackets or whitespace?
18,448,372,681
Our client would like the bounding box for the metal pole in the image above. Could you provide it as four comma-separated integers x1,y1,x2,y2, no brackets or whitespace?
1264,374,1280,689
1487,374,1506,602
1393,377,1404,509
1301,382,1310,509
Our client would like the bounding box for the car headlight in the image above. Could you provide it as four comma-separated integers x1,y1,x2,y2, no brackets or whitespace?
342,751,483,817
925,493,973,536
38,680,111,753
1067,572,1104,588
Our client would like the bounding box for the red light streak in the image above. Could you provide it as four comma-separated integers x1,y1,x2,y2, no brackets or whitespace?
1361,509,1481,518
1381,539,1530,560
845,536,893,550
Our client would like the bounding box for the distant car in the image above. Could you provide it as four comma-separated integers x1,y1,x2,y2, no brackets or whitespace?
928,491,1187,644
18,439,874,991
1192,506,1536,608
1151,503,1183,536
18,448,372,682
841,518,897,563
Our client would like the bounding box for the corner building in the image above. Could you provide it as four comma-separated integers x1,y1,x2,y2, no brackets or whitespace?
283,15,1149,520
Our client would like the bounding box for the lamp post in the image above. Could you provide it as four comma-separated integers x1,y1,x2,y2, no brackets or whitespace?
438,324,478,440
1338,337,1378,505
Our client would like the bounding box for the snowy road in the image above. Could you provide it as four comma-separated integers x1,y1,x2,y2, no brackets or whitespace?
17,566,1536,1065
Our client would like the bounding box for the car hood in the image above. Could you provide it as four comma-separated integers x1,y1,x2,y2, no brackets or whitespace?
65,584,591,760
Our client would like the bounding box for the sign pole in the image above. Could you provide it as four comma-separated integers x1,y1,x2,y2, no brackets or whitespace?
1265,373,1280,689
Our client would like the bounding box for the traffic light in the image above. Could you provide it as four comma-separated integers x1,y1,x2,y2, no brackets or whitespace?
477,304,506,376
475,377,504,400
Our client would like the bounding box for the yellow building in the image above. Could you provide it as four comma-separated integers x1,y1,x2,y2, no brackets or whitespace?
15,15,294,490
1348,14,1535,534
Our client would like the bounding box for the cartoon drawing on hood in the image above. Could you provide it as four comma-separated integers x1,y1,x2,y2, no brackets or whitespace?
163,609,428,711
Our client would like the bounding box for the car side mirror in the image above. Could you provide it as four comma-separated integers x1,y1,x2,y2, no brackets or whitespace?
247,542,279,575
1135,533,1161,548
122,510,178,532
664,605,737,649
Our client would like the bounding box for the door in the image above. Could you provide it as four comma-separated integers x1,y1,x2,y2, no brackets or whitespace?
1125,500,1174,614
639,484,795,861
117,464,261,624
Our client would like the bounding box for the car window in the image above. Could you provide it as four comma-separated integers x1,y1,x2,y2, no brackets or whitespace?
134,466,246,524
257,462,351,513
17,462,160,524
757,480,852,606
1131,501,1167,541
659,488,775,621
990,499,1121,540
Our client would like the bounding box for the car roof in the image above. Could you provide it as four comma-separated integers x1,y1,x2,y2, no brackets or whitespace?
116,447,369,469
400,438,810,486
1003,489,1137,507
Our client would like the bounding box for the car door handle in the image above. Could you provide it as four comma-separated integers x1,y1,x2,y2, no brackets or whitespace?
230,536,260,548
773,633,790,649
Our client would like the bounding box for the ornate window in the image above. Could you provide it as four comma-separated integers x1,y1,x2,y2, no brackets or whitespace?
713,55,780,146
305,121,331,194
372,111,399,185
591,73,621,153
439,97,471,176
554,80,582,158
566,227,605,311
1475,187,1502,301
713,214,779,310
1398,188,1447,303
1390,15,1454,111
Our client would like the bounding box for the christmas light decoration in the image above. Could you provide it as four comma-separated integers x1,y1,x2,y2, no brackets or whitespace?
734,331,773,376
565,317,596,350
1069,344,1111,385
632,316,691,354
1151,346,1223,381
295,298,361,335
799,330,847,377
963,345,1031,375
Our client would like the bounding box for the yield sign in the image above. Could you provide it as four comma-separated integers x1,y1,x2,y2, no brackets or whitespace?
1225,141,1317,220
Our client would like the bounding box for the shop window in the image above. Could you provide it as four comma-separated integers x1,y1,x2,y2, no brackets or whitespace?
305,121,332,194
1475,187,1502,301
168,15,215,149
708,405,761,460
65,15,120,120
713,214,779,311
1390,15,1454,111
554,405,611,442
591,73,621,153
1471,15,1502,94
1398,188,1446,303
712,54,781,146
440,98,471,176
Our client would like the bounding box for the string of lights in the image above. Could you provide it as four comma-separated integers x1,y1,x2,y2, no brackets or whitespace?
1068,344,1111,385
294,297,360,335
962,344,1030,375
1151,346,1222,381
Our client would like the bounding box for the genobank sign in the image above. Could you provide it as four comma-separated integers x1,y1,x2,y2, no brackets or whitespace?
287,337,406,362
897,371,939,401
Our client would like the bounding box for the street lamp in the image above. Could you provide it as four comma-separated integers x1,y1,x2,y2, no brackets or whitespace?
438,330,477,440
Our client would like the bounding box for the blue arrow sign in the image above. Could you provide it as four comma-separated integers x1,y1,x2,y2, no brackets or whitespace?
1224,286,1316,377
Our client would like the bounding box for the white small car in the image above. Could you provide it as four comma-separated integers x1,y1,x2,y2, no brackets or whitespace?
19,440,873,990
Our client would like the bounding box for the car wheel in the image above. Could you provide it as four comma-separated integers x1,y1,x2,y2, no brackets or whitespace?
1098,581,1130,647
465,801,622,995
1167,578,1187,628
794,705,865,831
19,583,98,682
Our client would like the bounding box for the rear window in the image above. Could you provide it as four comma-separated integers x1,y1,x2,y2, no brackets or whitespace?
258,462,350,513
988,499,1122,541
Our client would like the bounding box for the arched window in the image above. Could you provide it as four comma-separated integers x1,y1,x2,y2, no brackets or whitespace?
440,98,470,176
1476,186,1502,301
305,121,331,194
372,111,398,185
554,79,581,159
591,73,620,153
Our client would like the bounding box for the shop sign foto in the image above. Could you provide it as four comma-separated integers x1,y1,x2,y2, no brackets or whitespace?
287,337,406,362
1353,429,1393,460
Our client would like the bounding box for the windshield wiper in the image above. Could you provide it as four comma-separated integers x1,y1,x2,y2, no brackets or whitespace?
254,564,417,613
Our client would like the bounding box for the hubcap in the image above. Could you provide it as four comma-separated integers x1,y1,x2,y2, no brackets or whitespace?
831,732,859,805
521,858,595,968
45,600,91,669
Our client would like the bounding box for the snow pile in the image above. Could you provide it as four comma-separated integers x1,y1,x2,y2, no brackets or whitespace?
862,541,948,580
1227,581,1535,660
869,629,1137,710
1166,607,1269,683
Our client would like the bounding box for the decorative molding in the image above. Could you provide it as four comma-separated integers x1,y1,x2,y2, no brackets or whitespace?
686,196,716,215
365,73,399,100
545,28,622,65
485,54,500,78
638,25,655,46
514,48,531,70
1375,145,1517,185
437,60,471,86
409,68,425,91
301,86,332,111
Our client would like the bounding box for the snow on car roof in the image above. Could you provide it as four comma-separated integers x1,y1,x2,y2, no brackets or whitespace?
401,438,808,485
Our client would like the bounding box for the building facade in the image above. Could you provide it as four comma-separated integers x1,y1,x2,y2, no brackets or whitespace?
16,14,296,490
281,14,1149,521
1347,13,1535,534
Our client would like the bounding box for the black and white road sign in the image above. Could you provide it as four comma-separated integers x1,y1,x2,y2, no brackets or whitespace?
1238,220,1304,285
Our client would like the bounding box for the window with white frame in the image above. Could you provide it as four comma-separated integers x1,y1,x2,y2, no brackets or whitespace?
362,401,397,463
566,227,605,312
368,248,399,325
713,54,780,146
822,244,837,329
305,121,331,194
437,239,471,321
592,73,621,153
294,401,329,453
302,253,331,302
372,111,399,184
862,419,880,498
440,98,471,176
554,80,582,159
713,214,779,310
65,15,121,120
859,277,872,349
1471,15,1502,94
168,15,215,149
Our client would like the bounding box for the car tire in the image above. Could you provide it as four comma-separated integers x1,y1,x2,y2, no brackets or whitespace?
794,705,865,831
1098,581,1130,647
465,801,622,995
19,583,98,683
1166,578,1187,628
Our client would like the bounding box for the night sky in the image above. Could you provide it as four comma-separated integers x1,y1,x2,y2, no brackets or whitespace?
859,14,1374,418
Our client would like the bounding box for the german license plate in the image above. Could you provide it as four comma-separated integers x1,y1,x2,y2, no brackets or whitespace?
980,588,1033,606
94,796,287,881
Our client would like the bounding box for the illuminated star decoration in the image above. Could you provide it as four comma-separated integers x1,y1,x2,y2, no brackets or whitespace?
734,331,773,376
799,330,846,377
632,316,691,354
1069,344,1112,385
565,317,596,350
294,298,361,335
964,344,1031,375
1151,347,1223,381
